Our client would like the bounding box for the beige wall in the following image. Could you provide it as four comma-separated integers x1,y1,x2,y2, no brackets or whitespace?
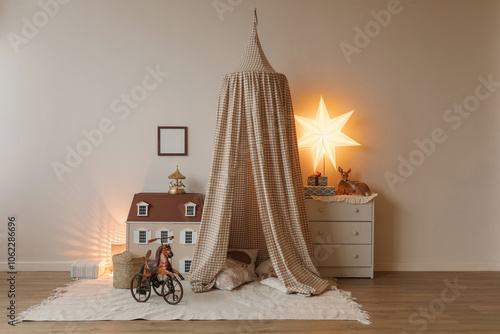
1,0,499,271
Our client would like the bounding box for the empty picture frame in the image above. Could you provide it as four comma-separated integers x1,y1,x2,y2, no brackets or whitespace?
158,126,188,156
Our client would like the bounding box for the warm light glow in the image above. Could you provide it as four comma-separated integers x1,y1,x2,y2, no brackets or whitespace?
295,96,360,170
111,243,126,257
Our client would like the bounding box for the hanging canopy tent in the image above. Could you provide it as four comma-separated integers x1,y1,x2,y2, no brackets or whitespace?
190,10,329,296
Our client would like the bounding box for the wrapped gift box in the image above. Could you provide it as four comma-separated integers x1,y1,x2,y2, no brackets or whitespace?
304,186,335,197
307,176,328,186
71,259,112,279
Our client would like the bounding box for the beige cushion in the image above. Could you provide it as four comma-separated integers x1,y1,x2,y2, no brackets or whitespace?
228,249,259,272
255,258,273,276
260,277,292,294
214,258,256,291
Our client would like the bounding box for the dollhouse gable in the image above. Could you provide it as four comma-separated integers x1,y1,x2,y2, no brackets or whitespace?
136,201,149,216
184,202,197,217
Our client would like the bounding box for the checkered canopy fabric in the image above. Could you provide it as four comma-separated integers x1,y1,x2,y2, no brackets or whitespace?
233,9,276,73
190,10,329,296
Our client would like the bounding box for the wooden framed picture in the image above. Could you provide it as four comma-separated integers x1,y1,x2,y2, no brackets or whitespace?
158,126,188,156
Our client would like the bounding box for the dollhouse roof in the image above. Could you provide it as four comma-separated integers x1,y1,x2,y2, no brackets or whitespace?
126,193,203,222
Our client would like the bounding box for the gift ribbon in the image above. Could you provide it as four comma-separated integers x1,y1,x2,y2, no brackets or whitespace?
309,171,321,186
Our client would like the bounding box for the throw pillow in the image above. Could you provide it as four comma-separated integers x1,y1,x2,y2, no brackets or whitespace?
255,258,273,276
227,251,252,266
228,248,259,272
214,258,256,291
259,277,292,294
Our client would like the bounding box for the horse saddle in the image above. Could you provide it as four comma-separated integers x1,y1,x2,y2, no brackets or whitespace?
146,259,157,268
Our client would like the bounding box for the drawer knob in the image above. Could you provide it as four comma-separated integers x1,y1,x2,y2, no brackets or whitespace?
353,208,359,213
318,208,325,213
353,230,359,236
318,231,323,236
352,254,359,259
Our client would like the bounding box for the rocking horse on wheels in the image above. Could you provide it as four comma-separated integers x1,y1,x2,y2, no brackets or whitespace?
130,236,184,304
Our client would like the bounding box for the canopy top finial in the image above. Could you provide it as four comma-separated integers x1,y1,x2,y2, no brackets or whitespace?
232,9,276,73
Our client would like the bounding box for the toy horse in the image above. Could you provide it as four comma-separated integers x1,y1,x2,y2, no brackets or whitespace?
130,236,184,304
144,236,182,279
336,167,372,196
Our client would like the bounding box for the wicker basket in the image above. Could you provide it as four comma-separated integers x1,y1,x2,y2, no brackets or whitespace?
112,251,145,289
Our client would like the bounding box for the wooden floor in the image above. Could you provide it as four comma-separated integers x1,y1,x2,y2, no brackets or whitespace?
1,271,499,333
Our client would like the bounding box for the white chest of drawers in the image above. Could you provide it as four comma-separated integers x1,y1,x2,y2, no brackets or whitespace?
306,198,374,278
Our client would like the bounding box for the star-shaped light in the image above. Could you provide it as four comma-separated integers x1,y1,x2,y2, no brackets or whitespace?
295,96,360,171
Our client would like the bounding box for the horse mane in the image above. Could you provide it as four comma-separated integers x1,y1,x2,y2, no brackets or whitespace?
155,245,164,266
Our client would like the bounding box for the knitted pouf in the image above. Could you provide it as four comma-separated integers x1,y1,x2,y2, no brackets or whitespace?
112,251,145,289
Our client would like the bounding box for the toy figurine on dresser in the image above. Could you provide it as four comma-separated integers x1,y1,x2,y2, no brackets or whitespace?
335,167,372,196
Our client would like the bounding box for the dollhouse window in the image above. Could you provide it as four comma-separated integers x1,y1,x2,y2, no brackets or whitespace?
180,228,197,245
184,202,197,217
161,230,170,243
136,201,149,216
180,258,192,274
139,231,147,243
185,231,193,244
155,228,172,244
133,228,151,244
184,260,192,273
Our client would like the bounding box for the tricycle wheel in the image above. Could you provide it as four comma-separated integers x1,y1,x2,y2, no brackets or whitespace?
151,276,164,296
162,276,183,305
130,273,151,302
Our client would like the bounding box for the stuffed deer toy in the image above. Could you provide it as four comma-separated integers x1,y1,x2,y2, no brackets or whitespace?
336,167,372,196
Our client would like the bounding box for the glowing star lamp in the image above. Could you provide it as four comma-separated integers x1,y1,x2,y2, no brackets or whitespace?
295,96,360,175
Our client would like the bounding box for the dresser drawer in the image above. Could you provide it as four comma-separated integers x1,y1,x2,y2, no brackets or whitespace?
310,221,372,244
305,199,372,221
313,245,372,267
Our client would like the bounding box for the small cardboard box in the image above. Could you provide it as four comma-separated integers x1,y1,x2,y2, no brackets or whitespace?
304,186,335,197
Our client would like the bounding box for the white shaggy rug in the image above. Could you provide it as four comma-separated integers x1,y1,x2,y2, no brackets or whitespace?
18,278,370,324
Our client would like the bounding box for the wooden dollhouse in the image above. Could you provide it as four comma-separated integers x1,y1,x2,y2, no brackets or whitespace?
125,192,203,274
